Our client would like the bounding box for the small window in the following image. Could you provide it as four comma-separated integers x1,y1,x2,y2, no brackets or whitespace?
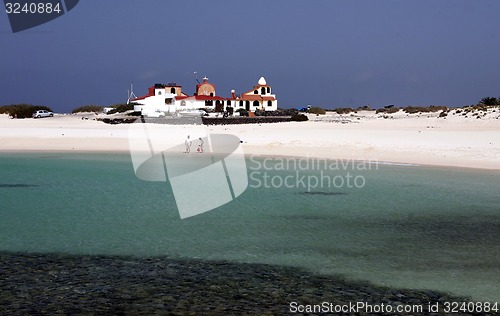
181,100,186,106
210,93,214,97
165,98,173,105
261,87,266,95
239,100,243,107
267,87,270,93
267,100,272,107
254,90,258,94
170,87,175,94
205,100,213,106
227,100,231,105
158,91,162,95
253,100,259,107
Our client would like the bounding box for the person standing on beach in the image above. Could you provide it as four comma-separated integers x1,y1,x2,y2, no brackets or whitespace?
197,137,204,153
185,135,192,153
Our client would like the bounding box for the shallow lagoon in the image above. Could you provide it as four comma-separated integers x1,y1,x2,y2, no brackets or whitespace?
0,152,498,302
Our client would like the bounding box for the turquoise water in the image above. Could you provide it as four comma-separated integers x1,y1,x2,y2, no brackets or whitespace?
0,152,498,302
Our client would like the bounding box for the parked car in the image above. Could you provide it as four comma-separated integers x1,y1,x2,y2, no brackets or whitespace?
32,110,53,118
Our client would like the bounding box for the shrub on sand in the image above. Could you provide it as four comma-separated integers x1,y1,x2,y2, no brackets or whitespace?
402,106,448,114
376,107,399,114
307,107,326,115
291,114,308,121
72,105,103,113
333,108,356,115
480,97,498,106
107,103,135,114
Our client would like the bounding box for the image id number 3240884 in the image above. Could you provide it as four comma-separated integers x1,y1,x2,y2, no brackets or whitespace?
5,2,62,14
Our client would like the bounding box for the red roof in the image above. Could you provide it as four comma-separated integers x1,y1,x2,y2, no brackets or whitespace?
131,86,155,101
194,95,225,101
240,95,275,101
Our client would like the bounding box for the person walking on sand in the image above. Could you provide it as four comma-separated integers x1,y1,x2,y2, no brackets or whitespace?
185,135,192,153
197,137,204,153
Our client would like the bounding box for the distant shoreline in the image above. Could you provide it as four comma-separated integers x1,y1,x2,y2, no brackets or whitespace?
1,110,499,170
1,151,499,174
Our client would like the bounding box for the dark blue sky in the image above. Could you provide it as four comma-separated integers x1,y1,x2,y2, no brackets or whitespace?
2,0,500,112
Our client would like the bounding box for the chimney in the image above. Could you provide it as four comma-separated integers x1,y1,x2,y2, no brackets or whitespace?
231,89,235,99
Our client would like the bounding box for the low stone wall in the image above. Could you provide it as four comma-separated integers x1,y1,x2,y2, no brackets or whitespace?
202,116,292,125
97,116,293,125
97,117,137,124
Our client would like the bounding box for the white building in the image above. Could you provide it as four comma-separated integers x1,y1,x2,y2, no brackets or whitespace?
131,83,187,117
130,76,278,117
238,76,278,112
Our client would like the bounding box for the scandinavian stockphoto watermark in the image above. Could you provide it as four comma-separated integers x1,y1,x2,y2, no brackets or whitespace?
4,0,79,33
128,117,376,219
289,300,499,314
248,155,378,192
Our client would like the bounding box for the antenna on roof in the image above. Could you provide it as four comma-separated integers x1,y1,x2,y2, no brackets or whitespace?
194,71,200,84
127,83,137,104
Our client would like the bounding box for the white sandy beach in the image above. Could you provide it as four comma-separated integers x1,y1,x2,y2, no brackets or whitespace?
1,110,499,170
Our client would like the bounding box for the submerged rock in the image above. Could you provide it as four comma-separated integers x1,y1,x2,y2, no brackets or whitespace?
0,252,486,315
